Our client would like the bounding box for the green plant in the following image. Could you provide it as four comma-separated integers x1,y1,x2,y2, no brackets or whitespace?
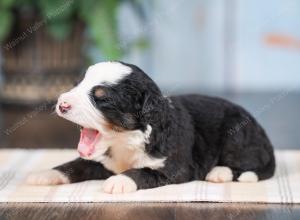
0,0,15,43
0,0,147,59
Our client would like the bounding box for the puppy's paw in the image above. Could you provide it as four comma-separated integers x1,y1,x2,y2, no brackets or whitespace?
102,174,137,194
205,166,233,183
237,171,258,182
26,169,70,185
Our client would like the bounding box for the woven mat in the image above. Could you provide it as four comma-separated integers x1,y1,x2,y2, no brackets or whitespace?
0,149,299,203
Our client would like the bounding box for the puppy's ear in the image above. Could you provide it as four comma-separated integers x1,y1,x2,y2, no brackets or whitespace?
141,92,154,115
140,92,165,120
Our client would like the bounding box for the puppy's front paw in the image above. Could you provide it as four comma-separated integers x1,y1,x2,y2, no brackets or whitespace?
102,174,137,194
205,166,233,183
26,169,70,185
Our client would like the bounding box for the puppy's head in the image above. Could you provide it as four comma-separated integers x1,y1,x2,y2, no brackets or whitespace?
56,61,162,159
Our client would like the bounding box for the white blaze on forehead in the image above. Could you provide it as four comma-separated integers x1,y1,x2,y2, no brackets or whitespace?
78,62,132,91
57,61,132,133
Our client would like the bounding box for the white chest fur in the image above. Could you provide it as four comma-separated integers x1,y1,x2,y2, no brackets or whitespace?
91,125,166,174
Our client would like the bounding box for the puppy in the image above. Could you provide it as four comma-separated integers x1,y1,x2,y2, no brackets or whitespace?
27,61,275,193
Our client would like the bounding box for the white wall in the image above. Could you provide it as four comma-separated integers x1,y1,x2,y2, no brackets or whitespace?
150,0,226,92
128,0,300,92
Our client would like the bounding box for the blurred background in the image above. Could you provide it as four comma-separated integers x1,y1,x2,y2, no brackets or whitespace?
0,0,299,149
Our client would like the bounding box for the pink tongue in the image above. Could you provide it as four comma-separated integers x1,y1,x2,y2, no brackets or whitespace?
77,128,99,157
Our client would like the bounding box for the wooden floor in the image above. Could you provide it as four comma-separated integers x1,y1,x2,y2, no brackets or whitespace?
0,203,299,220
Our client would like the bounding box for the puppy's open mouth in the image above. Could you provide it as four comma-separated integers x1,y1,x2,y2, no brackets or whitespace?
78,127,101,157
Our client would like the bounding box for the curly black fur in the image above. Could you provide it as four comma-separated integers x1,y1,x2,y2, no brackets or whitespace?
55,62,275,190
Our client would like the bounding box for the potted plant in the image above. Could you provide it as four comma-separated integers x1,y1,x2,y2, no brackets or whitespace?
0,0,148,104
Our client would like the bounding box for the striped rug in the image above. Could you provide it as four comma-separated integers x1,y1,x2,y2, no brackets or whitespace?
0,149,299,203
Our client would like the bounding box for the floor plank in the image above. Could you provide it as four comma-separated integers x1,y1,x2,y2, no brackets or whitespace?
0,203,299,220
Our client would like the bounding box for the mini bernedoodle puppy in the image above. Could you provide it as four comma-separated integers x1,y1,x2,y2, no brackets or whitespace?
26,61,275,194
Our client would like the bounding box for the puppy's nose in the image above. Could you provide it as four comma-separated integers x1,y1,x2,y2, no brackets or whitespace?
59,102,71,114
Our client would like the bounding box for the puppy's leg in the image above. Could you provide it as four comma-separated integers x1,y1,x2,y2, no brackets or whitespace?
26,158,114,185
102,168,179,194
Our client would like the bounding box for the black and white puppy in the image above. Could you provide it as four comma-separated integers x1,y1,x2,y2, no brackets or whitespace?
26,61,275,193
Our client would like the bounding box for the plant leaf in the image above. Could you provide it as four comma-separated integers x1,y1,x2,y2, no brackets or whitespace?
36,0,74,40
77,0,98,21
0,10,13,43
37,0,74,21
47,19,72,40
87,0,122,59
0,0,15,8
